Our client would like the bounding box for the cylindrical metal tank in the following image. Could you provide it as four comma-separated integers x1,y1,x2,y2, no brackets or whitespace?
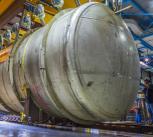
0,2,140,124
0,60,23,113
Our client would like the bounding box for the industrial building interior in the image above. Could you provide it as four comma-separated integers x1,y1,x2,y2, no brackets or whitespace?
0,0,153,136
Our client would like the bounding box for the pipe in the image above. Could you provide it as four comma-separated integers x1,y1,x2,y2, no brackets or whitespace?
115,5,132,14
0,2,140,125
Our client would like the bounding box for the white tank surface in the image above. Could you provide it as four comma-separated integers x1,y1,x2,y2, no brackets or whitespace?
0,2,140,125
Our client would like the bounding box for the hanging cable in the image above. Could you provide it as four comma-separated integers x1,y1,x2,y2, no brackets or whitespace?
75,0,81,6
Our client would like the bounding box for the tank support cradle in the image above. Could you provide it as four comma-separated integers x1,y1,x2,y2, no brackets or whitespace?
24,89,49,123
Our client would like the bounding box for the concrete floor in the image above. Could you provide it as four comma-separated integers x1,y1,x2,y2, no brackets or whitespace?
0,121,151,137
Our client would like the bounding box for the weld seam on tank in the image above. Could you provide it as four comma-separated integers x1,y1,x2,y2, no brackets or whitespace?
30,23,66,117
63,3,104,120
61,10,98,121
68,2,110,121
38,31,64,117
71,2,140,120
23,30,55,114
42,22,86,120
43,14,95,124
66,2,121,119
11,32,33,100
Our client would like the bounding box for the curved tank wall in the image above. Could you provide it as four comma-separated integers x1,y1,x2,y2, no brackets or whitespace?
0,2,140,124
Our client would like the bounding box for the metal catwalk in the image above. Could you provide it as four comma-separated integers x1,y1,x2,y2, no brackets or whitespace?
0,121,152,137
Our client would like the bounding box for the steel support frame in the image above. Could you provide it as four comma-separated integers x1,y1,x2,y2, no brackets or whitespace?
131,31,153,51
122,0,153,33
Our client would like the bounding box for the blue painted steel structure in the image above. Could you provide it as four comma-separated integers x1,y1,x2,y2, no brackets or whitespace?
132,32,153,51
121,0,153,31
118,0,153,69
140,33,153,39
